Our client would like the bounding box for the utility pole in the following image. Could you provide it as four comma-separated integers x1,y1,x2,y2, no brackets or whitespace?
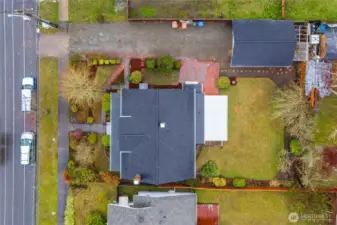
9,8,58,28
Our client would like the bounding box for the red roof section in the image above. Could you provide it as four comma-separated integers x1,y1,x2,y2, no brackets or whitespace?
197,204,219,225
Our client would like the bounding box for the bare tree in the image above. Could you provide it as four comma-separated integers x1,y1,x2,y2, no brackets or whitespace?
74,140,95,166
60,67,102,108
271,83,315,143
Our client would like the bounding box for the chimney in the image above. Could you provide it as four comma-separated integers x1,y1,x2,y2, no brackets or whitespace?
134,174,141,185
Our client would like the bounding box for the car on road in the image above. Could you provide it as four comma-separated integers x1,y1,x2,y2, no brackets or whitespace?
20,132,35,165
21,76,35,112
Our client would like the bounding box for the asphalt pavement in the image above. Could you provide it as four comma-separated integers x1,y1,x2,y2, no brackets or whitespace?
0,0,37,224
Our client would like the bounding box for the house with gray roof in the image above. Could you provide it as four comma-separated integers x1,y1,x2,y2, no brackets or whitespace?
108,191,197,225
110,83,228,185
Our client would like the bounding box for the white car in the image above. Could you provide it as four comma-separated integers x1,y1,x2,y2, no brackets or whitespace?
20,132,35,165
21,76,35,112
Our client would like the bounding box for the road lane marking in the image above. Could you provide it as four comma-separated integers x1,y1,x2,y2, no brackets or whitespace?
2,0,8,223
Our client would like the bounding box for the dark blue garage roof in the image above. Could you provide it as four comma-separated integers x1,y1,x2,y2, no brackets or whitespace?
111,89,199,185
231,20,297,67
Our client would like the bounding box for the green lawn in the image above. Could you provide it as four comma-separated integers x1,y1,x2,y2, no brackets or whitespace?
196,190,332,225
39,0,59,34
142,69,179,85
197,78,284,180
94,134,109,171
118,185,193,200
69,0,125,23
314,94,337,146
129,0,281,19
72,183,117,225
286,0,337,20
37,57,58,225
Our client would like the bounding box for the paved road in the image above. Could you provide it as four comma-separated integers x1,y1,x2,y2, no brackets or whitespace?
0,0,37,224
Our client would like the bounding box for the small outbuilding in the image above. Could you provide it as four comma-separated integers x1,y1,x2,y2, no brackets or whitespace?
231,20,297,67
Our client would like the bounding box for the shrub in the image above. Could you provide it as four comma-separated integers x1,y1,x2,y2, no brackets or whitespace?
200,161,220,178
69,167,98,186
232,178,246,188
128,71,142,84
110,60,116,65
74,140,95,166
290,139,302,156
139,7,157,18
92,59,98,65
70,104,78,113
88,133,97,144
87,116,94,124
99,171,120,187
212,177,226,187
63,170,71,184
69,139,78,150
174,60,181,69
96,14,105,23
157,56,174,72
99,59,104,65
67,160,76,172
269,179,281,187
216,77,230,89
101,135,110,147
71,129,83,141
86,211,106,225
104,60,109,65
146,59,156,69
102,93,111,112
116,59,121,64
64,192,75,225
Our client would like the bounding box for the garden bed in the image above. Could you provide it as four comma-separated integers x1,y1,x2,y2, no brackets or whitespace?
196,78,284,180
128,0,281,19
142,69,179,85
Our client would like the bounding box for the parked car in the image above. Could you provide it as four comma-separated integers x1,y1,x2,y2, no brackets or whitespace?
20,132,35,165
21,76,35,112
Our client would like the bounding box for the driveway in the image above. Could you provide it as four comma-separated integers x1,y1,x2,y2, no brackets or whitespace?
69,21,233,66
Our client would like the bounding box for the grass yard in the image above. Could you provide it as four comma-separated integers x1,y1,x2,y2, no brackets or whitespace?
39,0,59,34
197,78,284,180
196,190,332,225
142,69,179,85
118,185,193,200
37,57,58,225
314,94,337,146
286,0,337,20
129,0,281,19
72,183,117,225
69,0,125,23
94,134,109,171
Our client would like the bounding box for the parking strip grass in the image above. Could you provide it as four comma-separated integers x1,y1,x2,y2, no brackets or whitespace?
37,57,58,225
39,0,59,34
197,78,284,180
286,0,337,20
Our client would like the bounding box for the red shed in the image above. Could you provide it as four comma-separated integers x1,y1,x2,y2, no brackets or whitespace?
197,204,219,225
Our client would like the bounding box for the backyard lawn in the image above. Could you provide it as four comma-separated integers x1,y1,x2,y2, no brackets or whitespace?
197,78,284,180
129,0,281,19
37,57,58,225
72,183,117,225
285,0,337,20
314,94,337,146
94,134,110,171
69,0,125,23
196,190,332,225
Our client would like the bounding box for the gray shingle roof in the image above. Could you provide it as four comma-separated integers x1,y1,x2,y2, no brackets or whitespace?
231,20,297,67
108,194,197,225
110,89,199,185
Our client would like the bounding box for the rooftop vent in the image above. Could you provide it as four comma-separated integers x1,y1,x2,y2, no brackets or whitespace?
160,122,166,128
118,196,129,207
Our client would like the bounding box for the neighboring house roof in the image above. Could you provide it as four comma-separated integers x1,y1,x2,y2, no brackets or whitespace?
110,89,204,185
231,20,297,67
204,96,228,141
325,25,337,60
108,193,197,225
197,204,219,225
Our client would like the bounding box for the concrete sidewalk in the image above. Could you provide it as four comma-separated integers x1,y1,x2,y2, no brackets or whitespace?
39,33,69,57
